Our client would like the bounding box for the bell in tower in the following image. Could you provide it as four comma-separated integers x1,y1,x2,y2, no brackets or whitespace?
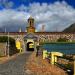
26,16,35,33
28,16,34,27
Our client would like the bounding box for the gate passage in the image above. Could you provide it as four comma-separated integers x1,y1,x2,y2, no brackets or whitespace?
27,42,34,51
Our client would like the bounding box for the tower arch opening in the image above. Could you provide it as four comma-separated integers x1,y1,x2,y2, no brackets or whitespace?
27,42,34,51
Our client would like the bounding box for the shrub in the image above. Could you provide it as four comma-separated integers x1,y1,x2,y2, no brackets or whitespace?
57,37,68,42
0,36,18,56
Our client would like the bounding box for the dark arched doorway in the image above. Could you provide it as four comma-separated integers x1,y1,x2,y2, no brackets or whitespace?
27,42,34,51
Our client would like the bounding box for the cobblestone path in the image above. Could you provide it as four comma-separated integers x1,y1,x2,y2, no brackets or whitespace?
0,52,32,75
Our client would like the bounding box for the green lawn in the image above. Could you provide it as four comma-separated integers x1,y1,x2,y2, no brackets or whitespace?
40,42,75,45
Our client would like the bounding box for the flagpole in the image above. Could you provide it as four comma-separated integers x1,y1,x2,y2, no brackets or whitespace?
5,27,6,33
8,32,9,57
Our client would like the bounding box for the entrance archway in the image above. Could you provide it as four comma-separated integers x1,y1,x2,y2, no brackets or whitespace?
27,42,34,51
24,33,38,52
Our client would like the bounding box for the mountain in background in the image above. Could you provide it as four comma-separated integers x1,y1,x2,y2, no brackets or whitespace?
63,23,75,32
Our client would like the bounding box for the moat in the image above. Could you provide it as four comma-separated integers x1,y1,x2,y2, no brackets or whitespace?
42,43,75,55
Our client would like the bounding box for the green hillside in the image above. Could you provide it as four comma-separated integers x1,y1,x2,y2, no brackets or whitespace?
63,23,75,32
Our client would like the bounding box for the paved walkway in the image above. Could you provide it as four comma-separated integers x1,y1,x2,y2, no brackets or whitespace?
0,52,32,75
25,52,67,75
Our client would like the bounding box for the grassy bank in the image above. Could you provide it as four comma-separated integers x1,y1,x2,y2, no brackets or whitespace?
40,42,75,45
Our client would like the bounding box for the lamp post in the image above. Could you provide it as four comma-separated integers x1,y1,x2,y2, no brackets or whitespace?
7,32,9,57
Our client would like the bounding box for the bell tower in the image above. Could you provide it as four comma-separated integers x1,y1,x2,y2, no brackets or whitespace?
26,16,35,33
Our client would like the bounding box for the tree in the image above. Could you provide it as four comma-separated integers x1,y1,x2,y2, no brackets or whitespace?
0,36,18,56
57,37,68,42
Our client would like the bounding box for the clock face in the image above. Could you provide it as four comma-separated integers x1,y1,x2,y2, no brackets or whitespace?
28,28,34,32
30,29,34,32
27,27,35,33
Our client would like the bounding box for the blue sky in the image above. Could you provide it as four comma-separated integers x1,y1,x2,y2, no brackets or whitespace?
0,0,75,9
0,0,75,32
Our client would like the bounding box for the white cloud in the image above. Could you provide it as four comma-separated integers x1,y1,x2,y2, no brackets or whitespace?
0,1,75,32
17,4,28,11
5,1,14,8
28,1,75,31
0,0,14,8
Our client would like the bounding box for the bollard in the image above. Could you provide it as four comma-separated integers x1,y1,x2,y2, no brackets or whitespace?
43,50,48,59
20,48,23,53
54,56,57,64
51,53,55,64
73,56,75,75
51,52,63,65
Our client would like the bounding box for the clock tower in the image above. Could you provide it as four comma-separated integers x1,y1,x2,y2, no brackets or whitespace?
26,16,35,33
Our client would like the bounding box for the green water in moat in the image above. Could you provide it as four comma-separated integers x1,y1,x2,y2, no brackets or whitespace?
42,43,75,55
